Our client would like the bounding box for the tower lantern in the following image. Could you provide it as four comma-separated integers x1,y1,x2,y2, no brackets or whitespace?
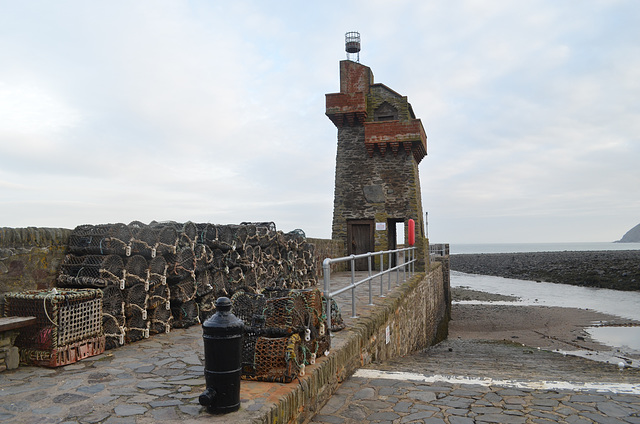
345,31,361,62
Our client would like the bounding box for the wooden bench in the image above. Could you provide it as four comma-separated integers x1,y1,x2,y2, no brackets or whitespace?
0,316,37,332
0,316,37,371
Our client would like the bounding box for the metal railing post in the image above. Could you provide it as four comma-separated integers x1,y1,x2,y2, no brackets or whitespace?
321,246,429,328
402,249,406,282
323,258,332,332
368,254,373,305
396,251,400,285
350,255,357,318
411,247,414,275
379,253,384,297
388,252,392,291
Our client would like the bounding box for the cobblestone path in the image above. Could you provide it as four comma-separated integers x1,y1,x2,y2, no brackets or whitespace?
311,339,640,424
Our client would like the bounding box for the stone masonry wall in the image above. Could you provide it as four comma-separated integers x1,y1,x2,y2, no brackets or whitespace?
291,262,450,423
0,330,19,372
0,227,71,312
307,238,347,277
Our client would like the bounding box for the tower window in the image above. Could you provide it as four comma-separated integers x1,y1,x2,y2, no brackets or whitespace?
374,102,399,121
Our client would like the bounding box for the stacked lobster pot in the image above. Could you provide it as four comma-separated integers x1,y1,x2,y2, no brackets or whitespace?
59,222,173,349
57,253,127,349
58,220,328,351
230,287,330,383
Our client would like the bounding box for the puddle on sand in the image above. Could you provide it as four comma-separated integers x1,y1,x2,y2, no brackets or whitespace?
587,326,640,352
554,324,640,369
554,348,640,369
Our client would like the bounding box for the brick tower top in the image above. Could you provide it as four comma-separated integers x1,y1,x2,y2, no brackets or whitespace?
325,60,427,163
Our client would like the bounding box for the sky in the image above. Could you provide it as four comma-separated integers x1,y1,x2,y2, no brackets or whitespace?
1,1,639,244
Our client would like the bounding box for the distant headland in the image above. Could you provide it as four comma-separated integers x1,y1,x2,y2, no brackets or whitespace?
617,222,640,243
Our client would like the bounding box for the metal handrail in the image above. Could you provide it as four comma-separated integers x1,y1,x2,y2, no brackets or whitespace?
429,243,449,257
322,246,417,330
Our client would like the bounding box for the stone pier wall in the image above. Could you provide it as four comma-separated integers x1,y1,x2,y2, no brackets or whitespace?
0,227,71,312
284,262,450,424
307,238,347,277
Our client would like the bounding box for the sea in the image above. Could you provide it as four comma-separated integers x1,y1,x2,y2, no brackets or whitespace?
448,241,640,366
450,241,640,254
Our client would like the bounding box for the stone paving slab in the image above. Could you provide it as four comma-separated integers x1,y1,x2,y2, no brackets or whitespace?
0,271,409,424
310,339,640,424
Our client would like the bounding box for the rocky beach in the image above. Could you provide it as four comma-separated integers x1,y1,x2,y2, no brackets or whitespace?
451,250,640,291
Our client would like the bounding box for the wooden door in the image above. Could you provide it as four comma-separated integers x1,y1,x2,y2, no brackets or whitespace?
347,220,373,271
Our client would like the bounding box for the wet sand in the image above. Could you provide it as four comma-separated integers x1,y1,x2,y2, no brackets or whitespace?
450,288,640,356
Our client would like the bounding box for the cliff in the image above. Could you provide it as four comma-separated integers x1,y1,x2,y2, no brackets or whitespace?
618,222,640,243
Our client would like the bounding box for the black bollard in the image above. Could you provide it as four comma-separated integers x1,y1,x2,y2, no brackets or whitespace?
199,296,244,414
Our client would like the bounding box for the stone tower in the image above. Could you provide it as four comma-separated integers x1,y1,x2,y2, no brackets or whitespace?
326,60,428,270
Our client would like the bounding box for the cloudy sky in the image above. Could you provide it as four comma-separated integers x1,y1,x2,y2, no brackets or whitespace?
1,1,638,244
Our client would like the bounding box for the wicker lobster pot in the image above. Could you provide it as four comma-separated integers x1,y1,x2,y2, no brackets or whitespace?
241,333,304,383
3,288,105,367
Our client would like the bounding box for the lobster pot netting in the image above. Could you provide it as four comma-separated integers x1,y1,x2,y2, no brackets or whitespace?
103,312,126,350
194,243,214,272
56,221,322,351
148,256,167,286
302,333,331,363
153,224,178,255
129,223,158,258
242,268,260,290
171,299,200,328
179,221,198,249
210,248,226,269
262,288,331,359
4,289,103,349
68,223,131,256
242,334,303,383
149,300,172,334
125,307,149,343
197,292,217,322
124,255,148,288
230,291,267,328
169,276,197,303
3,289,104,366
195,269,215,297
263,294,307,335
241,327,260,376
100,286,125,317
228,267,244,288
57,254,124,288
166,247,196,279
195,222,214,244
148,283,170,309
263,288,324,327
215,225,239,251
211,269,231,297
327,296,346,332
124,283,148,317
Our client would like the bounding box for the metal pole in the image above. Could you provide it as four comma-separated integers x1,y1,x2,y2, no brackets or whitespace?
396,251,400,285
379,253,385,297
411,248,414,275
368,254,373,305
388,252,392,291
350,256,357,318
402,249,406,282
323,258,332,332
409,248,414,277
